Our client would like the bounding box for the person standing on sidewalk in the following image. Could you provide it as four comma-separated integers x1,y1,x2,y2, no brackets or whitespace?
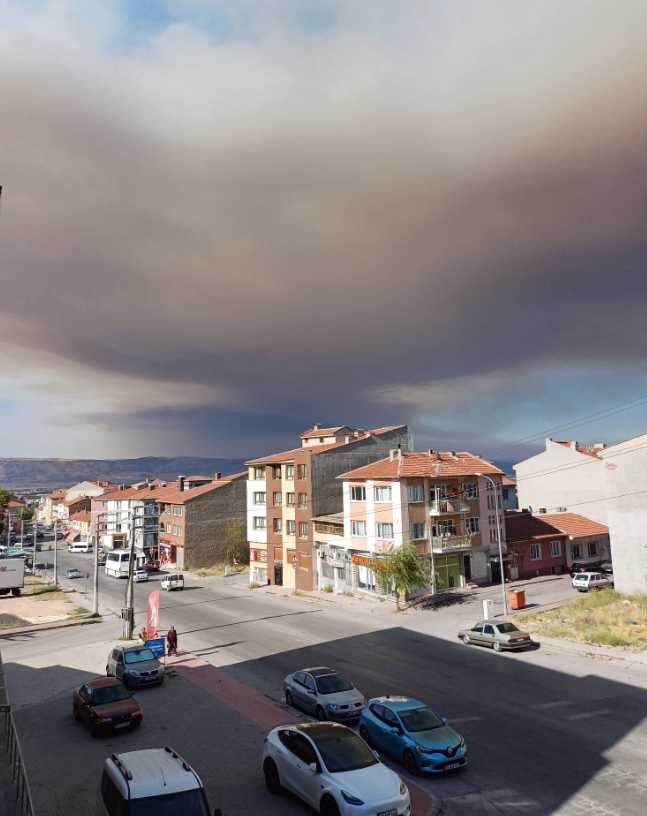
166,625,178,656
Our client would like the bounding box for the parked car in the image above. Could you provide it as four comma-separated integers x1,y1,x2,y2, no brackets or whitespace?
73,677,143,736
572,571,614,592
359,696,467,775
161,573,184,591
106,645,165,689
134,569,149,583
570,560,602,578
263,722,410,816
96,747,217,816
599,561,614,575
66,567,84,579
457,620,535,652
144,560,160,572
284,667,365,722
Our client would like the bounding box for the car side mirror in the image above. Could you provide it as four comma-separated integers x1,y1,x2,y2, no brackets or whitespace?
442,717,448,725
372,750,380,760
308,762,319,774
390,727,401,736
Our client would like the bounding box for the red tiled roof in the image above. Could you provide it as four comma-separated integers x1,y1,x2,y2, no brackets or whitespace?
300,426,347,439
501,475,516,487
338,451,503,481
63,497,90,507
247,425,407,465
6,499,25,509
505,511,568,544
554,440,603,459
156,475,244,505
185,475,212,481
49,489,66,500
534,512,608,539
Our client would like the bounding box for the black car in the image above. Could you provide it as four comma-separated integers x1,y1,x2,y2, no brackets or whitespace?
570,561,602,578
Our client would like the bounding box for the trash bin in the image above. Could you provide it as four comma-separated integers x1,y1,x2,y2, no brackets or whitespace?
508,589,526,610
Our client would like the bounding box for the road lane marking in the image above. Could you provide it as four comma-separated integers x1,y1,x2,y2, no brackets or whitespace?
531,701,571,710
567,709,612,721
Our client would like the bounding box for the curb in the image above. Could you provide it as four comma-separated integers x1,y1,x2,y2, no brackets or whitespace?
0,615,102,638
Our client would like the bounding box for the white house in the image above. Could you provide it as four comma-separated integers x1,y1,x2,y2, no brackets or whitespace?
514,438,609,524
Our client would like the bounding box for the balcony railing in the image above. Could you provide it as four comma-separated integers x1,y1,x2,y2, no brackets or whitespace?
430,534,473,553
429,500,470,516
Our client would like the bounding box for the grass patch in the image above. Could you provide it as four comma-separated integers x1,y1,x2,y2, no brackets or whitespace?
322,584,334,593
518,589,647,650
33,588,66,601
195,563,248,577
71,606,90,617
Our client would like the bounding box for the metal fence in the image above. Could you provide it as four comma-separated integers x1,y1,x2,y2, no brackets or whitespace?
2,707,36,816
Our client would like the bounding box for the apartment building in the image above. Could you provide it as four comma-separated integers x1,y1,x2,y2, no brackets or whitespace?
247,424,410,589
95,485,160,566
156,473,247,569
39,481,114,524
68,510,91,540
331,450,506,594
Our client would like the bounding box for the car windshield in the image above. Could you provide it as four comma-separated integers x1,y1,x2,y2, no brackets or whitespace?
124,648,155,664
314,674,354,695
496,623,520,634
91,685,130,705
399,706,444,733
311,730,377,773
128,789,209,816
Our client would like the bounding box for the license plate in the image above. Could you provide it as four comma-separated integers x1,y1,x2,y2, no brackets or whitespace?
114,722,130,729
445,761,461,769
377,810,397,816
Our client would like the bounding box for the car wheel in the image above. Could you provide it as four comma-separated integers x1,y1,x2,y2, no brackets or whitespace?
462,634,471,645
359,725,372,746
493,641,502,652
320,794,341,816
316,705,326,721
403,748,418,775
263,759,282,795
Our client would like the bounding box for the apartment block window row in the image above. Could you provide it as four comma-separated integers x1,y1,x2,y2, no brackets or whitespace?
273,518,282,533
433,520,456,537
351,520,367,536
273,491,282,506
407,484,424,503
530,542,542,560
411,522,426,539
162,524,182,536
254,467,264,480
253,516,266,530
286,519,296,535
374,485,392,503
298,493,308,508
272,466,282,479
550,539,562,557
253,491,266,505
286,492,296,506
297,464,307,479
350,485,366,501
285,465,294,479
464,482,478,500
298,521,308,538
465,517,480,534
376,522,394,539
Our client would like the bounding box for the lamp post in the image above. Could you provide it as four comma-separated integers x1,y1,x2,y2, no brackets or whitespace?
475,472,508,616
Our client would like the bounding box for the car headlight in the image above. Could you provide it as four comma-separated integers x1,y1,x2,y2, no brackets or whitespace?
415,744,435,755
101,717,113,723
400,781,408,796
341,790,364,806
459,735,465,748
327,703,339,711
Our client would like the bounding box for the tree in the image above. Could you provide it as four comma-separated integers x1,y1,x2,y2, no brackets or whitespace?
222,518,248,566
0,487,10,538
376,544,427,609
19,506,34,522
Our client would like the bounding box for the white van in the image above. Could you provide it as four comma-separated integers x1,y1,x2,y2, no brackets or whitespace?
572,571,614,592
105,550,131,578
68,541,93,554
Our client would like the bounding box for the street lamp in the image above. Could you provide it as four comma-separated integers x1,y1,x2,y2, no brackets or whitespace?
474,472,508,616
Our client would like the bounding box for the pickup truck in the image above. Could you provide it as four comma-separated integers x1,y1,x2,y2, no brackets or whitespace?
0,558,25,597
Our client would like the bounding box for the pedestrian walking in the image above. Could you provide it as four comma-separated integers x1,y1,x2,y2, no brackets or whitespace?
167,624,178,656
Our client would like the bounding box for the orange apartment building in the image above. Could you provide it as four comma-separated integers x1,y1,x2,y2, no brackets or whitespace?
247,424,410,589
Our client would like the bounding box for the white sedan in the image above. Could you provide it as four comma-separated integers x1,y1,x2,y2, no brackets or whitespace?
262,721,411,816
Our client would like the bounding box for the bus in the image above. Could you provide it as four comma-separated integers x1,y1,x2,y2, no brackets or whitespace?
105,550,131,578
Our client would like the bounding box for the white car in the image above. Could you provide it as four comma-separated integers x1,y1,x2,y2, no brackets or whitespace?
134,569,149,583
572,571,614,592
161,573,184,591
263,722,411,816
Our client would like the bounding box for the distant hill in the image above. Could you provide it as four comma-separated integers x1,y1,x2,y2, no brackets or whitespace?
0,457,247,489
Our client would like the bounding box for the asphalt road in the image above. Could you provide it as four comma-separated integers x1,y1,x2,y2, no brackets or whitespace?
2,556,647,816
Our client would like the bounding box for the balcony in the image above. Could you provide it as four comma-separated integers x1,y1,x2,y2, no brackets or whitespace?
430,534,473,554
429,499,470,516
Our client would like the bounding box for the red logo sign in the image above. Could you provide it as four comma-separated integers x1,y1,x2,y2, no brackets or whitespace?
147,590,160,639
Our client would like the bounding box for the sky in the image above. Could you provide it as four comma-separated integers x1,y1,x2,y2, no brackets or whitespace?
2,0,647,462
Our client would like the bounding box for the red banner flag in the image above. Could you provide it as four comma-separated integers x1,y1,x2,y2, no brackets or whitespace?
147,590,160,639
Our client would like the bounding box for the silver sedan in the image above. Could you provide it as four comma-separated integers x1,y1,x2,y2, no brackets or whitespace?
283,666,365,722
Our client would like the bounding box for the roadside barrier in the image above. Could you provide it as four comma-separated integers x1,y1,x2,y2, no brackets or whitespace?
0,650,36,816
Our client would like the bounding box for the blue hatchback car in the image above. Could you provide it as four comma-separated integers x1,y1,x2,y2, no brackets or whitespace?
359,696,467,775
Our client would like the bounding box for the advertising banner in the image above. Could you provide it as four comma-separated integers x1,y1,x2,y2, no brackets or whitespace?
147,590,160,639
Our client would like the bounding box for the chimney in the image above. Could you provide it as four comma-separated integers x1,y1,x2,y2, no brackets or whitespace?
428,449,434,455
148,484,155,491
213,472,222,481
178,475,186,492
353,430,360,438
313,423,320,431
344,435,351,444
389,448,402,461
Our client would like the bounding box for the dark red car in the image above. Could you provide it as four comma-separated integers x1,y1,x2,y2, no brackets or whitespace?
72,677,143,736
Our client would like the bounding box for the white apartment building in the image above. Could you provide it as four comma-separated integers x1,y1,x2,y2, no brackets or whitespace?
247,465,269,585
95,486,159,565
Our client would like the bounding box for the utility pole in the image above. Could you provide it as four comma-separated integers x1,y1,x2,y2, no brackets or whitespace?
33,518,37,573
5,509,10,548
122,508,137,640
53,519,58,587
92,513,100,616
428,482,438,594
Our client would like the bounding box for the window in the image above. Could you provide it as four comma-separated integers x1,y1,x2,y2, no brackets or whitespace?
272,466,281,479
286,492,296,506
374,485,392,502
254,467,264,480
550,540,562,557
572,544,581,560
298,493,308,508
253,492,266,505
433,520,455,537
411,522,425,539
588,541,598,557
351,520,367,536
273,491,282,506
430,484,447,500
530,542,542,561
290,733,318,765
465,517,480,534
273,518,282,533
376,522,394,539
407,484,423,502
350,485,366,501
286,519,296,535
297,464,307,479
483,624,495,635
253,516,266,530
303,674,315,691
173,505,182,516
298,521,308,538
487,494,496,510
285,464,294,479
464,482,478,500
